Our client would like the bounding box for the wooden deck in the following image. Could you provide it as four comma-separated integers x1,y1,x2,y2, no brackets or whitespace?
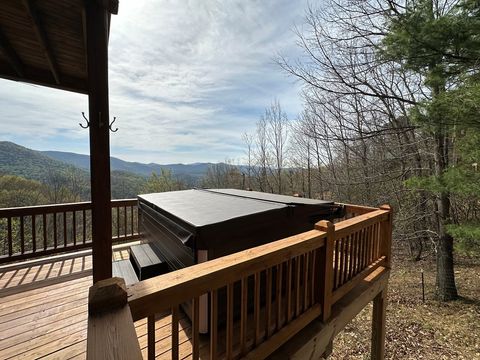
0,203,393,360
0,248,196,360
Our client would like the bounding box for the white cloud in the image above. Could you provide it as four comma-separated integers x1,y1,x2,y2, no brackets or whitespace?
0,0,307,163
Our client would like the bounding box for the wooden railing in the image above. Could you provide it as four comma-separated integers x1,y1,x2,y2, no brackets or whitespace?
0,199,140,264
87,204,393,360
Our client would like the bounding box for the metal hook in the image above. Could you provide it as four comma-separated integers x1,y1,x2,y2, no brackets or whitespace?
79,112,90,129
109,117,118,132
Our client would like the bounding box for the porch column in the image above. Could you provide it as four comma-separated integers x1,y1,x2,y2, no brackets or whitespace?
371,287,387,360
85,0,112,282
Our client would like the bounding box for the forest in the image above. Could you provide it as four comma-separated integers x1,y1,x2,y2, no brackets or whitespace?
225,0,480,305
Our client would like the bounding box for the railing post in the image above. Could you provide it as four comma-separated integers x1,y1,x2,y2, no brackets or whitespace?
379,205,393,269
87,277,142,360
315,220,334,322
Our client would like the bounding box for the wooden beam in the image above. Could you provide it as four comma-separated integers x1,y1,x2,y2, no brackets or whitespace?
23,0,61,84
0,62,87,93
85,0,113,283
371,288,387,360
0,28,24,77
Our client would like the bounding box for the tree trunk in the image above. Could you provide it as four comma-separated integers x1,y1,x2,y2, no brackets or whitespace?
434,132,458,300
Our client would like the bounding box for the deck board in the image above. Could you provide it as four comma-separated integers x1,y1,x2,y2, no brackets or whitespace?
0,249,194,360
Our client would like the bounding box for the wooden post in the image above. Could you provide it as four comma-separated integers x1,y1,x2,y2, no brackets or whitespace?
87,277,142,359
315,220,334,322
379,205,393,269
85,0,112,282
371,287,387,360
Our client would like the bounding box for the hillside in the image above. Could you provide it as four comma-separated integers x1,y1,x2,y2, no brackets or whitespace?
42,150,212,181
0,141,146,199
0,141,81,182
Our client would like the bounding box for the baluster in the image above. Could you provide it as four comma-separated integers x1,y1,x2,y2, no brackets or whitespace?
348,234,354,280
366,226,371,266
226,284,234,359
210,289,218,360
83,209,86,244
63,211,67,247
240,278,248,355
286,260,292,323
337,238,344,287
333,239,340,289
7,217,12,256
43,213,47,250
352,231,359,276
131,205,134,236
303,252,309,310
370,224,375,262
73,211,76,245
171,305,179,360
124,206,127,239
116,206,120,239
192,296,200,360
358,228,364,270
147,315,155,360
275,263,282,330
343,236,349,285
254,272,261,346
265,268,272,338
20,216,24,254
31,214,36,253
368,225,373,265
53,212,57,248
310,251,315,305
295,257,301,317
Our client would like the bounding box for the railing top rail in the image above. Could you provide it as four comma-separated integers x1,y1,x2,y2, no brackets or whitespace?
334,209,390,239
111,199,137,206
0,201,93,217
340,203,379,214
127,228,326,321
0,199,137,217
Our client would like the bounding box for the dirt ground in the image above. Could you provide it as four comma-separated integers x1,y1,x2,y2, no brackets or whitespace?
330,255,480,360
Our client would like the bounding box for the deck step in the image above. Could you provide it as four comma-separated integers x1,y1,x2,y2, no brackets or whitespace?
129,243,169,280
112,260,139,285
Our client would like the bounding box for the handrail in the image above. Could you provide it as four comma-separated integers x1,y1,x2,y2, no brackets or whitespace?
128,229,326,320
127,228,328,359
0,199,139,264
0,201,92,217
87,202,393,360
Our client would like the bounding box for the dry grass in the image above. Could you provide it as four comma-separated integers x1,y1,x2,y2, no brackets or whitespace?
330,256,480,360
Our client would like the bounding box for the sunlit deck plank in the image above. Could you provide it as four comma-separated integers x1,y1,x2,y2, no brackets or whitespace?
0,250,190,360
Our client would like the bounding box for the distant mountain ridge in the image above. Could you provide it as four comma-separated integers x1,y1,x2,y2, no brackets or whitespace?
0,141,81,182
41,150,213,180
0,141,148,198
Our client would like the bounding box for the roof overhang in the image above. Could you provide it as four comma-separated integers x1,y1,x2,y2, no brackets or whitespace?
0,0,118,94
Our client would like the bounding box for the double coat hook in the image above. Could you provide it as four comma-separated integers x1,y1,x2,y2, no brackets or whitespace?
79,112,118,132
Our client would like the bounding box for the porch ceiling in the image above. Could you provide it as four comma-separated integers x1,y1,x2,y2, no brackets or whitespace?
0,0,118,94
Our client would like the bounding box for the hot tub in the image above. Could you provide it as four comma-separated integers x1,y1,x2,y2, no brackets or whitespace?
137,188,344,332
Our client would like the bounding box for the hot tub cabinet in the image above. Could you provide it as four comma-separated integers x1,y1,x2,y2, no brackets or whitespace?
137,188,345,332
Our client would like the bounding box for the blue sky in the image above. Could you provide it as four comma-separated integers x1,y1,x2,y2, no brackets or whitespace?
0,0,308,164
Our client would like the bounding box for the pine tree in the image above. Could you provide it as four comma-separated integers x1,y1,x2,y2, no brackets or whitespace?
380,0,480,300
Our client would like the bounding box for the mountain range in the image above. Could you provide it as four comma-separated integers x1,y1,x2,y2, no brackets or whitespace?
0,141,213,183
41,150,214,180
